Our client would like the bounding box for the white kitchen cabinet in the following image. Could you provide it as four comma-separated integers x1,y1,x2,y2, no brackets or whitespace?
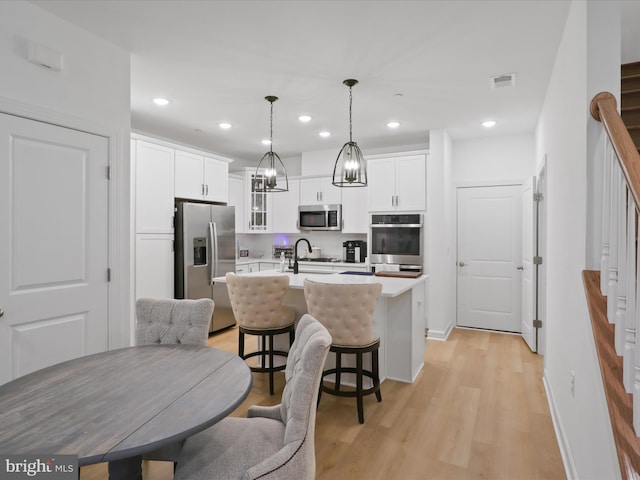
135,234,174,299
299,176,341,205
244,170,273,233
236,262,259,273
335,264,368,272
175,150,229,203
203,157,229,203
134,140,175,234
341,185,368,233
271,178,301,233
228,174,245,233
367,154,426,212
259,261,279,271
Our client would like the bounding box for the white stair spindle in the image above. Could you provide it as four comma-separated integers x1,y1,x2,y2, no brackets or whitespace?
624,191,636,393
615,176,627,356
601,138,612,294
608,162,619,325
634,203,640,433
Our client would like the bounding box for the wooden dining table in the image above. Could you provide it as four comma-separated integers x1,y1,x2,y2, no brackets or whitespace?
0,344,252,473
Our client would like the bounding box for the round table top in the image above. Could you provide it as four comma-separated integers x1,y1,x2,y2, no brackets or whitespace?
0,344,252,465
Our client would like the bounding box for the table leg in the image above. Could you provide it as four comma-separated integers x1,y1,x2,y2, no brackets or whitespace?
108,456,143,480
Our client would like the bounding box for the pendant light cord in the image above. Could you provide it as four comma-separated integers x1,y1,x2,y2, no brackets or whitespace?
348,85,353,143
269,100,274,155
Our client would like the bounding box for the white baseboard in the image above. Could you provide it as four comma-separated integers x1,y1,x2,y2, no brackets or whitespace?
544,370,577,480
426,322,454,341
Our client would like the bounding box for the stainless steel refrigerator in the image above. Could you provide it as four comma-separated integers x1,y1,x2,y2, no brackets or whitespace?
175,200,236,333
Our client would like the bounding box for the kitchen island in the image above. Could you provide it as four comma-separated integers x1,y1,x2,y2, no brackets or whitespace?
213,270,427,384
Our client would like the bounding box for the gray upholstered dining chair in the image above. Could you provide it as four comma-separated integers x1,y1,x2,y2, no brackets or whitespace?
135,297,214,346
225,272,296,395
136,297,214,464
304,279,383,424
173,314,331,480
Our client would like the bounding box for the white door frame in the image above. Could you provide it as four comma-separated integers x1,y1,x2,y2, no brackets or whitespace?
535,158,547,355
0,97,131,349
454,178,528,333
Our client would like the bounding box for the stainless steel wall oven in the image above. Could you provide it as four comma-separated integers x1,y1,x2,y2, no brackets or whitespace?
369,213,423,268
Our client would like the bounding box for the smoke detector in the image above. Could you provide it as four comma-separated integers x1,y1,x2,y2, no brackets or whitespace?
490,73,516,88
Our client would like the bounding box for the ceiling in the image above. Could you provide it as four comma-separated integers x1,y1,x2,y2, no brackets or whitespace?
28,1,583,168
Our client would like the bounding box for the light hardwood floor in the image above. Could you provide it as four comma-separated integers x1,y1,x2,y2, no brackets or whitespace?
80,327,565,480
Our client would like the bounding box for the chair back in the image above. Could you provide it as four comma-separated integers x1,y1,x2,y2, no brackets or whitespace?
135,298,214,346
303,280,382,346
278,314,331,468
225,273,294,329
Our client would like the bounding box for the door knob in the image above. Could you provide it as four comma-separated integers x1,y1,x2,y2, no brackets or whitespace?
517,265,524,270
0,309,4,318
458,261,466,267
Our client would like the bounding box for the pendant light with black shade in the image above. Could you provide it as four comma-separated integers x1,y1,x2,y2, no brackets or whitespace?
332,79,367,187
255,95,288,192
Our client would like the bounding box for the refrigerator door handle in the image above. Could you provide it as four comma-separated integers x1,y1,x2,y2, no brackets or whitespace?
209,221,218,285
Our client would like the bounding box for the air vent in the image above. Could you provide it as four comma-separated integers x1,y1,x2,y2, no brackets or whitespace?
491,73,516,88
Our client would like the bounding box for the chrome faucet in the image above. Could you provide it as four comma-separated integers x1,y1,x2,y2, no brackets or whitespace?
293,238,312,274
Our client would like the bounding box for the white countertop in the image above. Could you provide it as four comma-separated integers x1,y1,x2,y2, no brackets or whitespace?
214,269,427,298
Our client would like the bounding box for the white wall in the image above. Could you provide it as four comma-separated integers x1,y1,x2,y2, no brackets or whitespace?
426,129,456,339
585,1,621,269
536,1,619,478
452,133,535,183
0,1,132,348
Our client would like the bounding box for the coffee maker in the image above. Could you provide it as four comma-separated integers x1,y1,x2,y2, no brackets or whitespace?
343,240,367,263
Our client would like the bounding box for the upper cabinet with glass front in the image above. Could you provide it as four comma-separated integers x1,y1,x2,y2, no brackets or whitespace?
234,168,273,233
249,173,270,231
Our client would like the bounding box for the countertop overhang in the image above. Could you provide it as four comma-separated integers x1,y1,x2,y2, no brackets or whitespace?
214,269,428,298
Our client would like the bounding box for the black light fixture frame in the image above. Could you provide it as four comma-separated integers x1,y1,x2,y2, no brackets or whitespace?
332,79,367,187
255,95,288,193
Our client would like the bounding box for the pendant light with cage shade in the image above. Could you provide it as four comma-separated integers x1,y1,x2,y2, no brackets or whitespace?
332,79,367,187
255,96,288,192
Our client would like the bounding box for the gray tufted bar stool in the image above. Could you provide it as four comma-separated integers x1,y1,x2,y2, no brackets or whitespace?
303,279,383,424
226,272,295,395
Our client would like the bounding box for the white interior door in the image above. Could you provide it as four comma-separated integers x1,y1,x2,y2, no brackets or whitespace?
457,185,523,332
0,113,110,385
521,177,536,351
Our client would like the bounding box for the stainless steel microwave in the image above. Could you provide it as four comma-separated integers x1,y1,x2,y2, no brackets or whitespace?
298,204,342,231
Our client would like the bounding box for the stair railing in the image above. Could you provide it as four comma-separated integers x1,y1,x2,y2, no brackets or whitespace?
590,91,640,434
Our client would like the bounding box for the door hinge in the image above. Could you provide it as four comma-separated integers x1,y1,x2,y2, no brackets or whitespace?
533,256,543,265
107,165,112,180
107,268,111,282
533,319,543,328
534,192,543,202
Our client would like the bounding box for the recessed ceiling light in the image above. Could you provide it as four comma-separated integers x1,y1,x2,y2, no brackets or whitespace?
482,120,497,128
153,98,170,106
261,139,272,145
298,115,312,122
318,131,331,138
218,122,232,129
387,121,400,128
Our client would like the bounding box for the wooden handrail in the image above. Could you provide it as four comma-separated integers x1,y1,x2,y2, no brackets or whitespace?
590,92,640,211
